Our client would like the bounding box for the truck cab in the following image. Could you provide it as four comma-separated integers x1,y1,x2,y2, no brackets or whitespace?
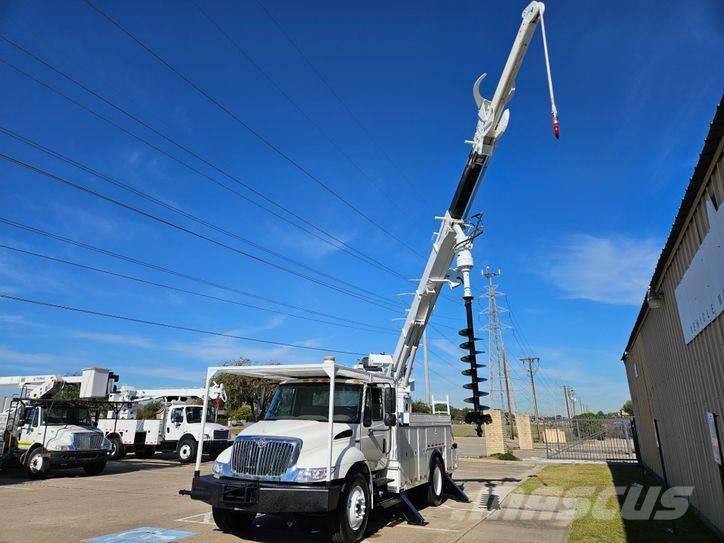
12,400,111,478
163,402,232,462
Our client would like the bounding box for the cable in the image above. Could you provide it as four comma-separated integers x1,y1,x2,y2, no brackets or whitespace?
83,0,425,259
0,124,399,305
0,152,403,312
0,293,365,356
0,45,406,280
254,0,434,208
188,0,414,221
0,243,395,335
0,216,391,331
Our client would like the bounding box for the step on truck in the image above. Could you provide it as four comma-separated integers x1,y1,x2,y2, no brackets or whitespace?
181,2,559,541
98,383,232,462
0,368,115,478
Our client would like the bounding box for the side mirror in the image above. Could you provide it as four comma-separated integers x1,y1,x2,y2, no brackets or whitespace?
256,385,267,419
384,413,397,427
363,406,372,427
383,388,396,416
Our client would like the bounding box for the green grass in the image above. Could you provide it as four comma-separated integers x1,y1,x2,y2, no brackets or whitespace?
517,464,719,543
452,423,479,437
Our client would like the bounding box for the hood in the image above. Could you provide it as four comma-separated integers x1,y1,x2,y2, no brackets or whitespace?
240,419,357,467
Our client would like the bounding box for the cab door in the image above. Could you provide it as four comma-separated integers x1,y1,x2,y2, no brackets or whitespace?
18,406,40,450
360,385,389,471
165,406,185,442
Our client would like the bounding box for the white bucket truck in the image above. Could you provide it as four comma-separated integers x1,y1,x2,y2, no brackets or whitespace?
98,383,231,462
0,368,114,478
181,2,558,541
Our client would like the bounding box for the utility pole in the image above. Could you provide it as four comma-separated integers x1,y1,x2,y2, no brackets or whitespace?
521,356,541,440
562,385,572,423
483,269,515,438
422,330,430,405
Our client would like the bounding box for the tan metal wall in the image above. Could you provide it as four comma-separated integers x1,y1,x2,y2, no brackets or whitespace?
625,137,724,534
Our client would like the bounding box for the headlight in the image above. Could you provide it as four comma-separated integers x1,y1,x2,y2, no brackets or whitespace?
101,437,111,450
46,435,75,451
212,446,233,478
291,467,327,483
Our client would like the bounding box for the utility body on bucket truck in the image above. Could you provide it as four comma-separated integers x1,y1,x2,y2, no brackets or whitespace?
181,2,559,541
0,368,115,478
98,383,231,462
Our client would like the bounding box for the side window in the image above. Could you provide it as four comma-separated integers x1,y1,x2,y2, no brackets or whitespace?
32,408,39,427
371,387,383,421
171,408,184,423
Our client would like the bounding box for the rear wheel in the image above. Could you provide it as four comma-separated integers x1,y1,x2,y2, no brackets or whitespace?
26,448,49,479
83,460,106,475
108,436,125,460
329,471,370,543
212,506,255,533
426,456,445,506
177,438,197,463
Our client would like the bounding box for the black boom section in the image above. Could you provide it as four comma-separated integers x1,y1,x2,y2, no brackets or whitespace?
448,151,488,220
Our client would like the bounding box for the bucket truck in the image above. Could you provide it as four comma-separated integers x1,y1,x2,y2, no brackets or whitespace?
98,383,231,462
181,2,559,542
0,368,115,478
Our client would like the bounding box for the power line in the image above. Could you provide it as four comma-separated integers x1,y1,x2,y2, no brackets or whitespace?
0,216,391,332
0,152,404,312
0,40,406,280
254,0,433,208
0,124,397,306
82,0,425,259
187,0,414,221
0,293,365,356
0,242,395,335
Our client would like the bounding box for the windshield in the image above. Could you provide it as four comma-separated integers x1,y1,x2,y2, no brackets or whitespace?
264,382,362,423
42,406,93,426
185,406,216,423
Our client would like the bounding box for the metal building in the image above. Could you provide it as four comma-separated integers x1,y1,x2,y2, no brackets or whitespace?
622,96,724,536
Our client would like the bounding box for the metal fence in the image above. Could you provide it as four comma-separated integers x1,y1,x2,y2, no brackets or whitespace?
543,418,638,463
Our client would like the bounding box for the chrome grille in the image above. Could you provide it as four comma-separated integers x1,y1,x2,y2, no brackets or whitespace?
74,432,104,449
213,429,230,440
231,437,299,478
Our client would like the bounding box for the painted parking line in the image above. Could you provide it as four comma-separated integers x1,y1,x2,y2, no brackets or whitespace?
81,527,195,543
175,512,213,525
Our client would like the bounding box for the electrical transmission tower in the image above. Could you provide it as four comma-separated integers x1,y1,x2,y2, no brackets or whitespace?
481,269,515,437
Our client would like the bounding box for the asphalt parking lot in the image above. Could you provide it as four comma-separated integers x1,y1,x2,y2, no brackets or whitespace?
0,455,572,543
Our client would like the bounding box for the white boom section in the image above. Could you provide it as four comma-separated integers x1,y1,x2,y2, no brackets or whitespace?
109,383,226,403
389,1,550,388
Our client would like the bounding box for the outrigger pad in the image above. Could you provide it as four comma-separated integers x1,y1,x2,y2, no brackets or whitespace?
399,490,426,525
443,472,470,503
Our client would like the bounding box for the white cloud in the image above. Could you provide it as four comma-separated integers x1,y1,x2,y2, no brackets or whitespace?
123,365,204,384
72,331,153,348
544,234,660,305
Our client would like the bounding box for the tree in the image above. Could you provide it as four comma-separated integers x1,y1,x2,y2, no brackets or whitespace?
214,357,276,421
137,400,161,420
622,400,634,416
411,401,431,414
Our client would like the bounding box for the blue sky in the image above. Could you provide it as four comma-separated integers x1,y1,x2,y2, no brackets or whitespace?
0,0,722,414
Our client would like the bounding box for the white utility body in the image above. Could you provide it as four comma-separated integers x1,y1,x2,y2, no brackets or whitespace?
0,368,114,478
182,3,558,542
97,383,231,462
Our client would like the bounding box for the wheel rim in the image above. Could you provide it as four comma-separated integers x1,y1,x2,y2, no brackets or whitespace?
433,464,443,496
180,444,191,459
30,453,44,473
346,484,366,531
111,441,119,457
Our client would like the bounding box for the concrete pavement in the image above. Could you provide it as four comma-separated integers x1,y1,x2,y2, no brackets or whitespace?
0,455,574,542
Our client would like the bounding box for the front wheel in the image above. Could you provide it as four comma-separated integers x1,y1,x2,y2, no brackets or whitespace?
177,438,197,463
212,507,255,533
83,460,107,475
329,472,370,543
108,436,125,460
26,448,49,479
426,456,446,506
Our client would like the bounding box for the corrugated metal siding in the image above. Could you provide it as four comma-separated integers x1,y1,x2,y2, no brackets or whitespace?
625,141,724,534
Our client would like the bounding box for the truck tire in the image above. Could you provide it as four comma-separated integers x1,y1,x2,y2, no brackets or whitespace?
212,506,255,533
26,448,49,479
134,446,155,459
426,456,445,506
83,460,107,475
329,471,370,543
108,436,125,460
177,438,197,463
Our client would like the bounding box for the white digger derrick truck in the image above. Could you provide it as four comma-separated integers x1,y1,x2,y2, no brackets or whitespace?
98,383,232,462
0,368,115,478
181,3,559,541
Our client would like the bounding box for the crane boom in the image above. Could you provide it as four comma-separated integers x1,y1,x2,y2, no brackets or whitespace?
389,1,554,405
